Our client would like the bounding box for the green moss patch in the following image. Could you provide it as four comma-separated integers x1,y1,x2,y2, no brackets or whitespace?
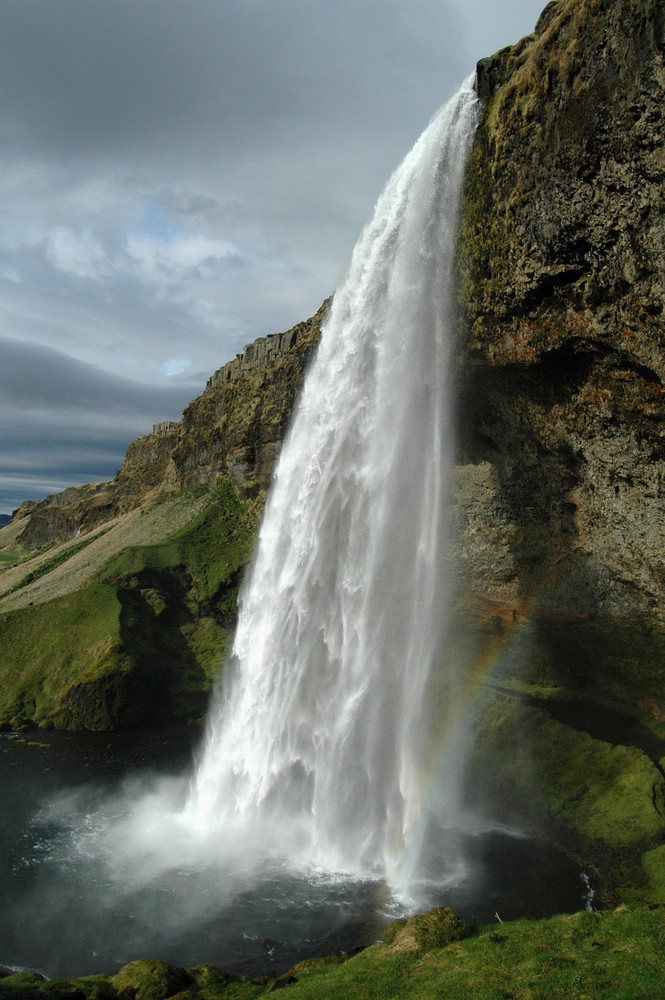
382,907,473,953
0,584,124,728
642,846,665,900
465,688,665,851
109,959,265,1000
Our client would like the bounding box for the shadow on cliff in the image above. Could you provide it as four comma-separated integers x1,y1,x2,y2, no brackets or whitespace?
60,567,231,731
456,336,665,704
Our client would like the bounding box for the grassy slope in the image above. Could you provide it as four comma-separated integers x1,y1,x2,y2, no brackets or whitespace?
0,480,258,731
0,584,123,727
0,488,213,613
3,905,665,999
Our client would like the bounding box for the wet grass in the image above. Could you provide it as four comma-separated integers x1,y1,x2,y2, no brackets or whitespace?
0,584,124,728
2,905,665,999
464,682,665,907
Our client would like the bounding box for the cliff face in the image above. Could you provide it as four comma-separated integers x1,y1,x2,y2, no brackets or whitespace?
452,0,665,895
13,481,119,550
169,302,326,498
11,302,326,549
454,0,665,707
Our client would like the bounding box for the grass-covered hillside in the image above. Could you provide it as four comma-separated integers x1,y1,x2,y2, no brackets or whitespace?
0,480,258,731
2,904,665,999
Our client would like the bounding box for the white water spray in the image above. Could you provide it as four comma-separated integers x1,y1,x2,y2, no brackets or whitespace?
187,80,479,887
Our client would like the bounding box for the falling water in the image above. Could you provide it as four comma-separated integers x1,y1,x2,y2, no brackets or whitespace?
186,78,480,889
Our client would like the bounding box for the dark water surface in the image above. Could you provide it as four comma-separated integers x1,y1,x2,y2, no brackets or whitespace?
1,729,588,980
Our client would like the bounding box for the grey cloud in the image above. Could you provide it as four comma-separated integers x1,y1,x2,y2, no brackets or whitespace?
0,0,547,514
0,236,240,377
0,338,200,418
1,338,201,512
0,1,465,163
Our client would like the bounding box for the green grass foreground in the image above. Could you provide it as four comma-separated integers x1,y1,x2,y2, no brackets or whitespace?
2,905,665,1000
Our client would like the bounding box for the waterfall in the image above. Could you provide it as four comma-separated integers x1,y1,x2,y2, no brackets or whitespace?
186,79,479,888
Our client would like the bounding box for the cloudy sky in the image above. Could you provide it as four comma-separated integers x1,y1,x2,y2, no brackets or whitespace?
1,0,547,516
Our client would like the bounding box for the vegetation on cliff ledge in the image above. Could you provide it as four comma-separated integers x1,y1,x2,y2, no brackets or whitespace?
0,480,258,731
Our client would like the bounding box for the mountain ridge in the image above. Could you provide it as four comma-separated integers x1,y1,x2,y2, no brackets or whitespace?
9,300,327,549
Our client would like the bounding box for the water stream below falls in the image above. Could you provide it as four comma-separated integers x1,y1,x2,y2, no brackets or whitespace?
2,79,590,981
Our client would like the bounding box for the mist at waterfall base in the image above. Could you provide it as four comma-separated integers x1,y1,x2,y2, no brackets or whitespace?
3,79,588,980
2,732,584,979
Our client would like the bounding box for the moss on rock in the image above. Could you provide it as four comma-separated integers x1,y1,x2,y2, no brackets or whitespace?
110,960,195,1000
463,682,665,903
382,908,474,953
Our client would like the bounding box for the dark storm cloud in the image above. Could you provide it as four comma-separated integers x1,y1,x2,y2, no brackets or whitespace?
0,0,465,163
0,338,200,417
0,338,200,513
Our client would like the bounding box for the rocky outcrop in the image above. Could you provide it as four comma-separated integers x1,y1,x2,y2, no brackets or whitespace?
112,305,326,509
169,301,326,498
205,312,318,387
12,481,118,549
113,419,181,504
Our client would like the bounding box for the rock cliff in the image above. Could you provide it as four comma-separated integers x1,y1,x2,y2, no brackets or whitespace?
168,302,326,498
453,0,665,898
454,0,665,701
